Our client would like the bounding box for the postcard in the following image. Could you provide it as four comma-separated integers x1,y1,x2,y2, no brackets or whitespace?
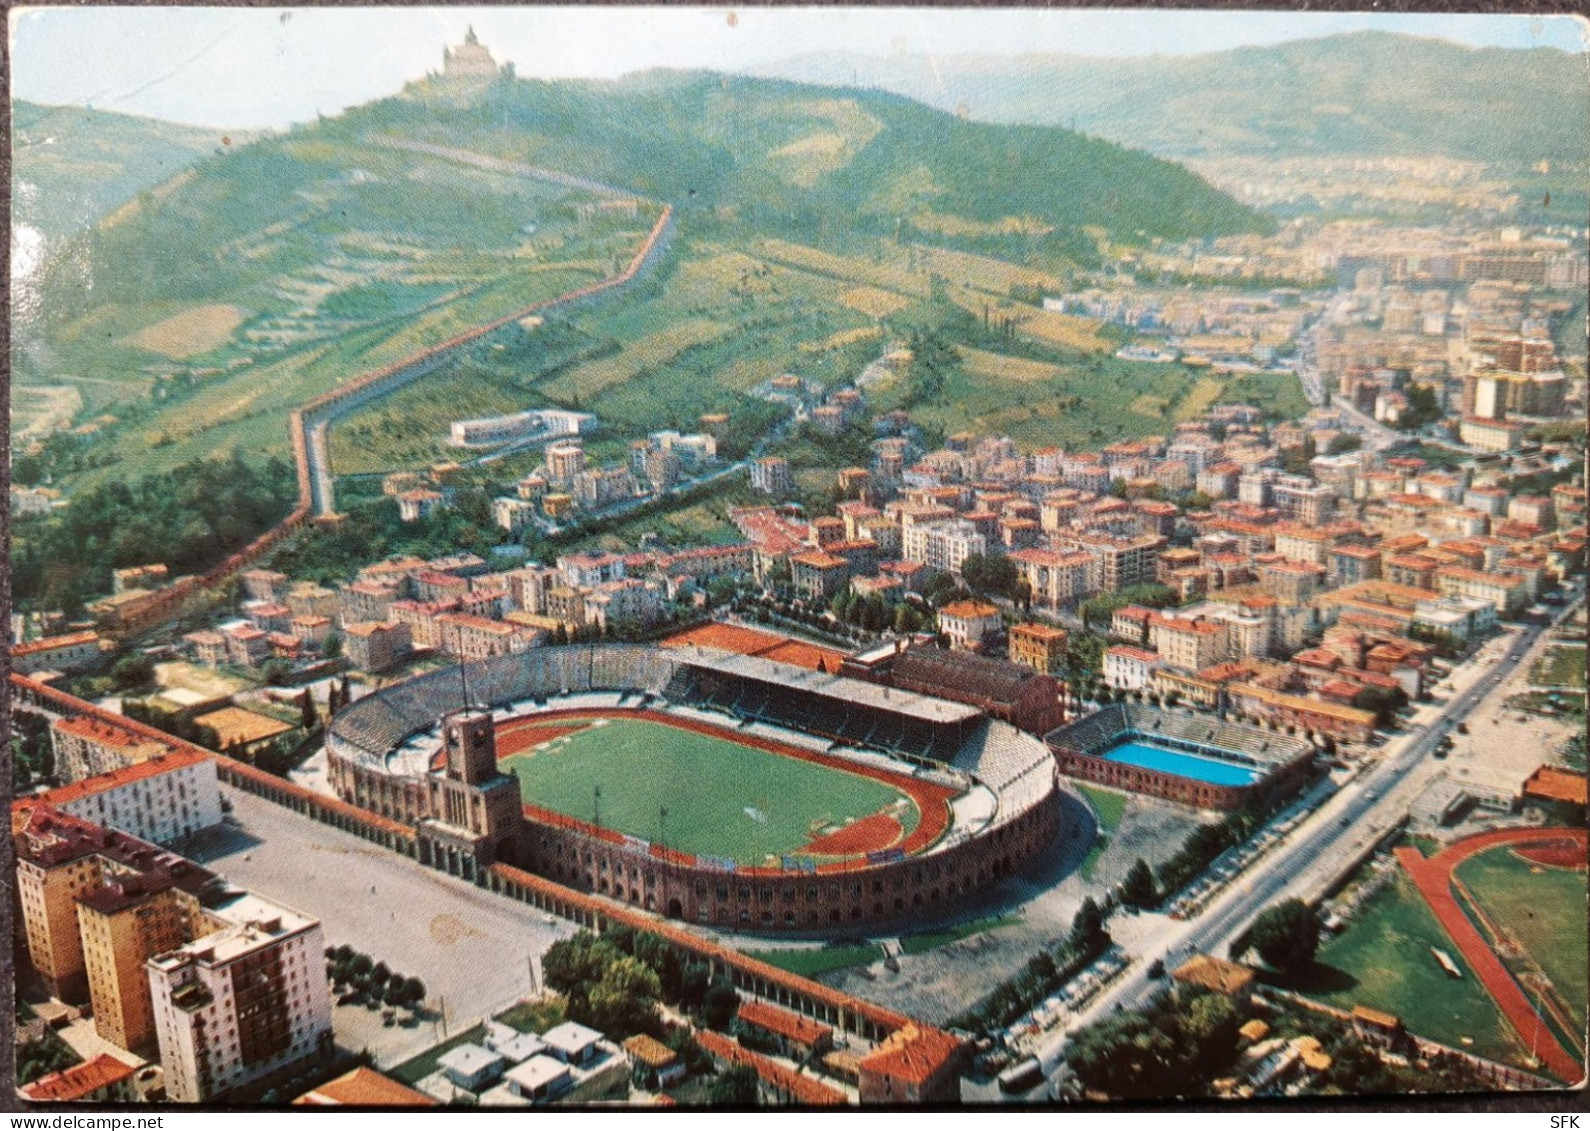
9,5,1588,1111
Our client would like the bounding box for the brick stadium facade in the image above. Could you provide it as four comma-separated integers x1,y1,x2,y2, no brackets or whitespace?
1046,703,1315,811
520,785,1056,932
324,645,1062,932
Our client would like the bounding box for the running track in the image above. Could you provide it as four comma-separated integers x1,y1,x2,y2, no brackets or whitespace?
1396,826,1587,1084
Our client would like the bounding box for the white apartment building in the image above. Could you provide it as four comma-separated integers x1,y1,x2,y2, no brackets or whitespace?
148,893,331,1103
1104,645,1162,691
901,520,987,576
32,748,222,847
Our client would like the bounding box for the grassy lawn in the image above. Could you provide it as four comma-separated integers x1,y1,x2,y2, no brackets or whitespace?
1455,846,1588,1036
1531,645,1587,690
1283,874,1528,1067
388,1022,486,1085
500,716,913,864
1076,784,1127,833
899,914,1021,956
1079,837,1110,882
745,943,885,977
494,995,568,1035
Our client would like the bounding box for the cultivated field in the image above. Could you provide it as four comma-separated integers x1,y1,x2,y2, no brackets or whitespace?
498,714,916,864
125,303,247,358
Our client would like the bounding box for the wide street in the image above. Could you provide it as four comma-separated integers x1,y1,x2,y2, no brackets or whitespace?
1033,592,1583,1089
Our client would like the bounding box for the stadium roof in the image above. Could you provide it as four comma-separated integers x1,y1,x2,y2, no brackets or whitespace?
681,648,982,725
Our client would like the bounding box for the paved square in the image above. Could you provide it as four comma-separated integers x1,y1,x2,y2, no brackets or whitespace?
187,787,577,1066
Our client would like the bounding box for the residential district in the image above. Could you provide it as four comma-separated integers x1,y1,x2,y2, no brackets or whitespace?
11,100,1588,1107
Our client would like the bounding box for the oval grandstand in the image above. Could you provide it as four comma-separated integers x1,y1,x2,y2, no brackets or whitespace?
326,644,1061,932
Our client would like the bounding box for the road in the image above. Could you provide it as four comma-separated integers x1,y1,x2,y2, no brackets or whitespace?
1034,594,1582,1088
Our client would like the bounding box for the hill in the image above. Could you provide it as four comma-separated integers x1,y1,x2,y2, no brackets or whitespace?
752,32,1589,163
16,68,1262,491
335,69,1265,251
14,101,251,245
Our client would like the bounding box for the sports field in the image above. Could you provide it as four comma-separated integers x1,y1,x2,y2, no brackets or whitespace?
1295,874,1528,1067
1455,844,1588,1036
498,715,919,865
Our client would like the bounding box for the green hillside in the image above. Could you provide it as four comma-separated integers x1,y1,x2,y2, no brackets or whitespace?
336,69,1264,250
755,32,1590,163
14,101,250,244
16,67,1263,495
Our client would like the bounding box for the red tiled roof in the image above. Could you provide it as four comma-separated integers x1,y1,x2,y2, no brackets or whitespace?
19,747,208,811
13,631,100,657
1524,767,1588,806
294,1067,435,1106
21,1054,134,1101
856,1023,962,1088
51,715,169,752
694,1029,847,1106
738,999,834,1046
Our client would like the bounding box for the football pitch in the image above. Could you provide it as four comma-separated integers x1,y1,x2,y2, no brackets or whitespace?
499,716,917,864
1455,845,1588,1036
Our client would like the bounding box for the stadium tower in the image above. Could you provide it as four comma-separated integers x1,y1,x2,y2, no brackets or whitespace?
417,707,525,880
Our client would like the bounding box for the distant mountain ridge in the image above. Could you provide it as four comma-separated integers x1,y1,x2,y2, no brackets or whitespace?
14,100,252,243
749,32,1590,163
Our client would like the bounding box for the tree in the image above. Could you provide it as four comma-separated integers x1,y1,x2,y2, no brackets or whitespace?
1180,992,1241,1073
542,933,619,998
708,1065,760,1106
1066,1012,1182,1100
324,631,343,659
1121,858,1158,908
262,659,292,687
300,691,319,730
1245,899,1322,971
678,964,712,1009
404,977,426,1005
1069,896,1108,953
700,977,740,1031
584,955,662,1038
111,653,155,690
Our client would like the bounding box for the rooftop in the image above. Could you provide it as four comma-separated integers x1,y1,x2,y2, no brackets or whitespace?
685,648,983,725
856,1022,963,1087
194,706,294,747
20,1054,135,1101
1173,954,1255,996
738,999,834,1046
295,1066,436,1107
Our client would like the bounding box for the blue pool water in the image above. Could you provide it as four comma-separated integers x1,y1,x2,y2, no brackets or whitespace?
1104,740,1262,787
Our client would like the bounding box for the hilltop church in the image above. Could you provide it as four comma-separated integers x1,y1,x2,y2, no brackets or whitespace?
441,26,512,82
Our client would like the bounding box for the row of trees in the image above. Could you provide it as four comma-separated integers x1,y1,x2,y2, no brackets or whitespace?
1153,799,1275,903
948,898,1111,1034
326,945,426,1010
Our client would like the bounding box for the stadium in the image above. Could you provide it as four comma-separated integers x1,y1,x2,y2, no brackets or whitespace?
1046,702,1315,811
326,644,1060,932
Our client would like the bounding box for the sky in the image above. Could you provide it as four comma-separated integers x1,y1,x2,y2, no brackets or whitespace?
10,6,1588,130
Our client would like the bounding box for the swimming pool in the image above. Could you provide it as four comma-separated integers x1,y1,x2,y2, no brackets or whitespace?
1103,739,1263,787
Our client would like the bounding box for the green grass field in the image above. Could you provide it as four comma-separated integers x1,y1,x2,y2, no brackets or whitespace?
501,717,915,864
1076,783,1127,833
745,943,885,977
1285,874,1528,1067
1455,846,1588,1036
899,914,1021,956
1531,645,1587,690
